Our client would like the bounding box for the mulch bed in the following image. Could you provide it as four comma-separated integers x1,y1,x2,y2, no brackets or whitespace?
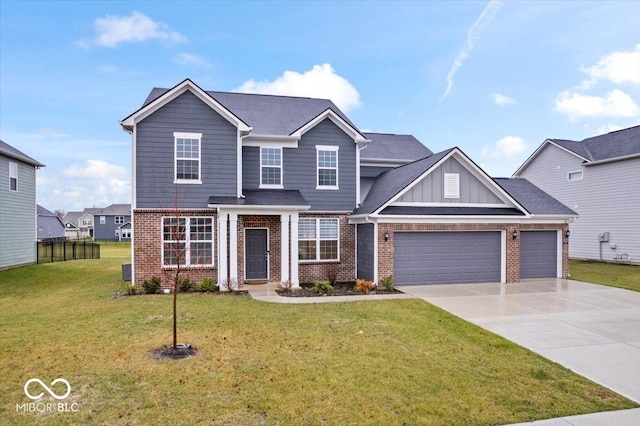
276,282,403,297
149,344,197,360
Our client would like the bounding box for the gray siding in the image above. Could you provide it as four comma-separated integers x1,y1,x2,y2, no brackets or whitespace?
135,91,238,208
0,156,37,268
519,144,640,261
94,215,132,240
356,223,374,280
243,119,357,211
398,157,502,204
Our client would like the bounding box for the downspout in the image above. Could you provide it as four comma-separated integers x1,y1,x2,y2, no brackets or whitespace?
237,128,253,198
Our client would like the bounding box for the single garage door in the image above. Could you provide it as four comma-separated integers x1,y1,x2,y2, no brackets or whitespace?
394,232,501,285
520,231,557,278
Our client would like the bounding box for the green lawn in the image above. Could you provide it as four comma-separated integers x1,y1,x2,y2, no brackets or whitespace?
570,259,640,292
1,245,636,425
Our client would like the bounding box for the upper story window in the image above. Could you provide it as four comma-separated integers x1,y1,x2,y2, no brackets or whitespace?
115,216,125,224
316,145,339,190
100,216,106,225
260,147,283,188
174,132,202,184
9,162,18,191
82,219,92,226
444,173,460,199
568,171,583,181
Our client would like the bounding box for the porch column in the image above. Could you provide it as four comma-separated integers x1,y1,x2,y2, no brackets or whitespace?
229,213,238,285
290,213,299,287
218,212,228,289
280,214,290,284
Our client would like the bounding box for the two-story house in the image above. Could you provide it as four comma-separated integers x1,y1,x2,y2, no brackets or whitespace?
121,79,576,289
91,204,132,241
514,125,640,263
0,140,45,269
37,205,65,241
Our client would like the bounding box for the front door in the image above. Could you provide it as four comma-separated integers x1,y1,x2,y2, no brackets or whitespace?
245,229,268,280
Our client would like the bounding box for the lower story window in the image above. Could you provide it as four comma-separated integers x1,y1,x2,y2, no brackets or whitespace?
162,217,214,266
298,217,339,261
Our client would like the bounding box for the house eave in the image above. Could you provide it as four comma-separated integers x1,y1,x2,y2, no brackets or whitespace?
583,152,640,166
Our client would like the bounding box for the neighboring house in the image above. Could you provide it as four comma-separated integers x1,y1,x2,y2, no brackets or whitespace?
0,140,45,269
514,125,640,263
37,204,65,241
91,204,132,241
121,79,576,288
62,211,86,239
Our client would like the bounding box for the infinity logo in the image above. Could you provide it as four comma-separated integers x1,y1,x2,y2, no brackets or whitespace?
24,378,71,400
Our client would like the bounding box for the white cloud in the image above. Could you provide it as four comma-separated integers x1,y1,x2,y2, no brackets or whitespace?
234,63,361,112
489,92,515,106
580,44,640,88
441,0,503,100
77,11,187,48
596,124,625,135
482,136,526,158
174,53,210,67
63,159,127,180
554,89,640,120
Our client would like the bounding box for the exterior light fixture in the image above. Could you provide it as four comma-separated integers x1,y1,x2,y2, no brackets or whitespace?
565,230,570,238
512,230,518,240
384,232,389,242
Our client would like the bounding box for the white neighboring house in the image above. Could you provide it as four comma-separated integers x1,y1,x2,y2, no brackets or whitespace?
514,125,640,263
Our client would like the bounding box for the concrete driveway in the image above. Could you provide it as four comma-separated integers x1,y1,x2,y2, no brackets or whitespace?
401,279,640,404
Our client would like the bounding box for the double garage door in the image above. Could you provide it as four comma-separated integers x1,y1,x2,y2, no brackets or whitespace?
394,230,558,285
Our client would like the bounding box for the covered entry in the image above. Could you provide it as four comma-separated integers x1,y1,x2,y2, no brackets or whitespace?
394,231,502,285
520,231,558,278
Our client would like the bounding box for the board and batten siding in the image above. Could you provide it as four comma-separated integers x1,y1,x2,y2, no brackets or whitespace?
356,223,375,280
519,144,640,262
243,118,357,211
135,91,238,209
0,156,37,268
398,157,502,204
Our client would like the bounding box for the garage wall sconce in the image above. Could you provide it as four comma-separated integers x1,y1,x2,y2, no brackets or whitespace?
565,230,570,238
512,230,518,240
384,232,389,242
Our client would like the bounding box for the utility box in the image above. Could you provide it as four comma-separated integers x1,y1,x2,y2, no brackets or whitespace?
122,262,132,281
599,232,610,242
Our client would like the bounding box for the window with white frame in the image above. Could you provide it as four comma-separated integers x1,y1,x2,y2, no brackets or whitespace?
115,216,125,224
174,132,202,183
100,216,106,224
298,218,339,261
260,147,283,187
9,162,18,191
162,217,213,267
443,173,460,199
83,219,92,226
316,146,338,189
121,229,131,239
568,171,583,181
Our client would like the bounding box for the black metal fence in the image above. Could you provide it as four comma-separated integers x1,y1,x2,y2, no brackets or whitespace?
37,241,101,263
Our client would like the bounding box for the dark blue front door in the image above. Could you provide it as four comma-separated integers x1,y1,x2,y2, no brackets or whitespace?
246,229,268,280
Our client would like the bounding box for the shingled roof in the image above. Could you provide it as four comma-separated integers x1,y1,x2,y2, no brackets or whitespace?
0,140,45,167
142,87,358,136
360,133,432,162
494,178,577,216
548,125,640,163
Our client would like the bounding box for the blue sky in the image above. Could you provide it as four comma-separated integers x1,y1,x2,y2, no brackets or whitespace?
1,1,639,212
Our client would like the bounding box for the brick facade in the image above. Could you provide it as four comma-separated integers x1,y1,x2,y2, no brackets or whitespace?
298,213,356,284
133,209,218,290
377,222,569,284
236,215,281,286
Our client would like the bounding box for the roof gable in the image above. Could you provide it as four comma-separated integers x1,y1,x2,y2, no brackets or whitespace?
495,178,577,216
0,140,45,167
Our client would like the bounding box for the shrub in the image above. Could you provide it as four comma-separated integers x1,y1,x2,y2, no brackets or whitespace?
126,283,139,295
313,280,333,294
177,277,195,293
198,277,216,292
380,275,394,291
279,280,294,292
221,277,239,291
355,279,375,294
326,264,339,285
142,276,162,294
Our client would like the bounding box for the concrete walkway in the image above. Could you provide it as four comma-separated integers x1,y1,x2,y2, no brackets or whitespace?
247,279,640,425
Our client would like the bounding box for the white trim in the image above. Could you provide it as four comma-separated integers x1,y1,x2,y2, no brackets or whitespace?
584,152,640,166
556,229,563,278
260,146,283,188
349,215,573,225
391,202,511,208
218,213,228,287
291,108,368,143
8,161,18,192
209,204,311,212
131,127,137,209
161,216,215,268
290,214,299,287
243,138,298,148
244,227,269,281
120,79,251,132
514,139,590,176
567,170,583,181
372,220,379,284
297,217,340,262
281,214,290,284
174,132,202,184
361,159,413,167
500,230,506,283
229,213,238,283
316,145,339,190
356,143,362,206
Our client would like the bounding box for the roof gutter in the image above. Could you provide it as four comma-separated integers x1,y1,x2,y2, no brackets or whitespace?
583,152,640,166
